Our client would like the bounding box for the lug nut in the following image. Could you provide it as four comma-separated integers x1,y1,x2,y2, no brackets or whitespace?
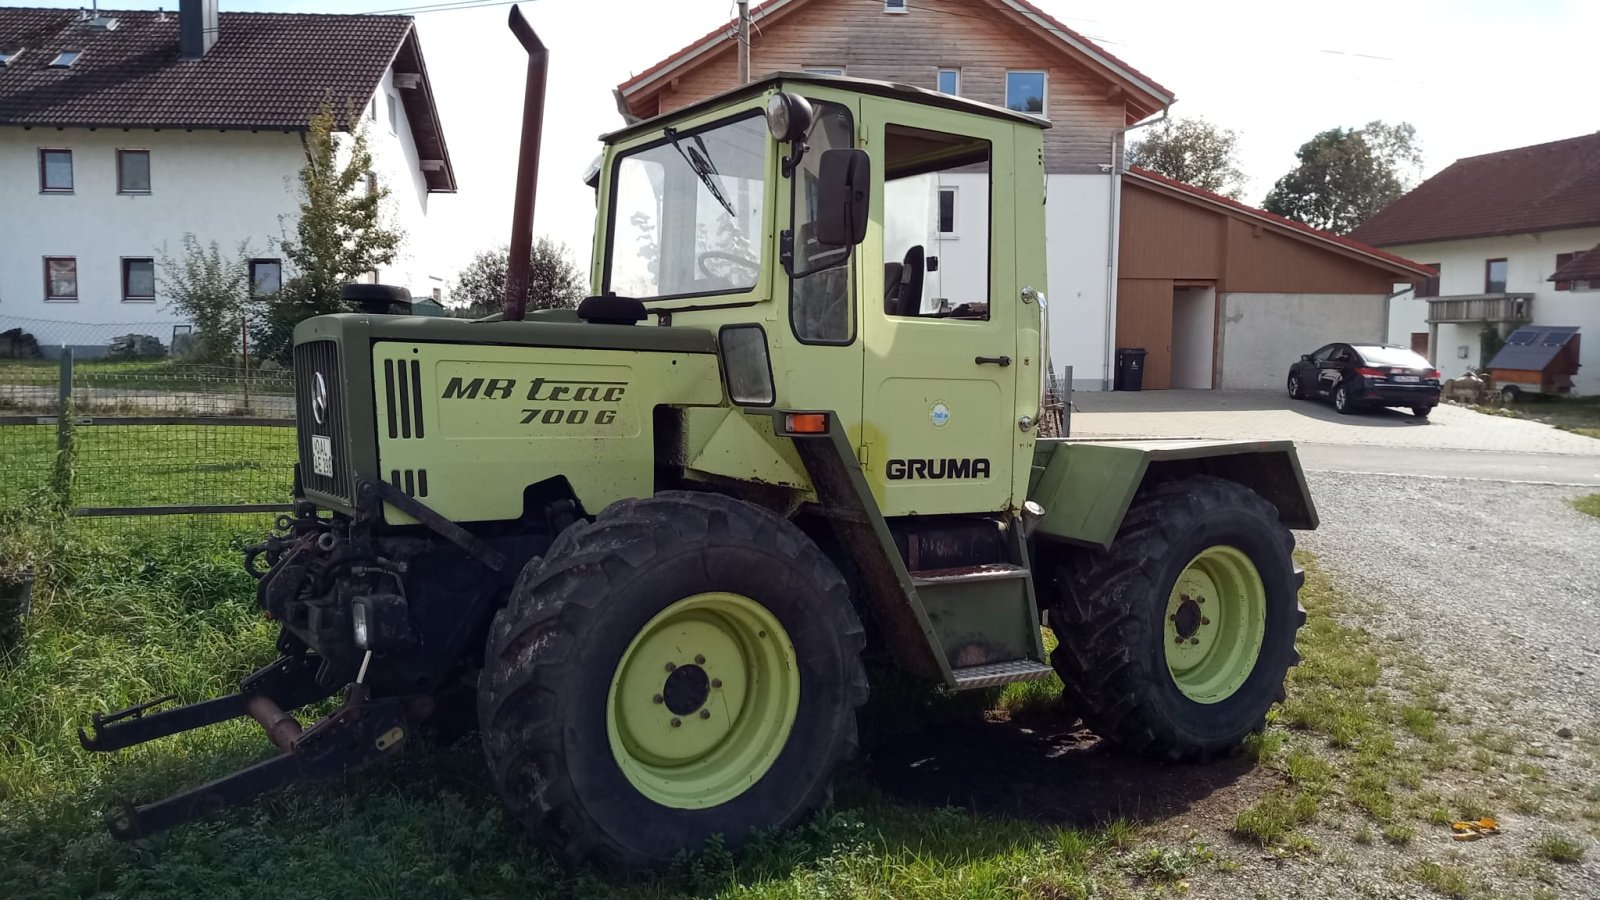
711,678,722,688
670,718,682,728
1174,635,1184,644
1169,613,1178,623
665,662,676,672
694,654,706,665
1190,638,1200,645
699,709,711,719
1201,617,1211,626
652,694,663,704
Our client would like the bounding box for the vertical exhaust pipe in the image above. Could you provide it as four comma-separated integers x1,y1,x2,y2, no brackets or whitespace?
504,6,549,321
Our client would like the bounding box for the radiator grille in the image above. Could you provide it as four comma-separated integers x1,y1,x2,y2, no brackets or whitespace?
382,358,426,439
294,340,352,503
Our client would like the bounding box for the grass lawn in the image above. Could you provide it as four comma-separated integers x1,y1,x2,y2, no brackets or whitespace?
0,517,1592,897
1573,494,1600,518
0,424,294,512
1472,394,1600,439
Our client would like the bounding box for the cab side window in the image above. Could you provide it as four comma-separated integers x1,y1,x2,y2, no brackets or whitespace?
790,101,855,343
881,124,990,320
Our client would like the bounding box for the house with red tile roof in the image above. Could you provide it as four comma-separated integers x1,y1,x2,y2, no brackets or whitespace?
614,0,1427,390
0,3,455,356
1351,132,1600,393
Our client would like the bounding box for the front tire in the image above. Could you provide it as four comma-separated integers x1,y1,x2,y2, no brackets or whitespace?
1412,405,1433,419
478,492,867,867
1287,374,1305,400
1047,476,1304,760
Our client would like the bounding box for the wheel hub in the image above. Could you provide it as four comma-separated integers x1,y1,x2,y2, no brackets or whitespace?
661,663,711,716
1171,595,1203,640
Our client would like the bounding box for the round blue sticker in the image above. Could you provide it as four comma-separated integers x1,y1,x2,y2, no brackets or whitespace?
930,402,951,427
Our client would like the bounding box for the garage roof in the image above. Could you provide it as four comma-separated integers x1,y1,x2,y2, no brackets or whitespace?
1126,167,1433,278
1487,327,1580,372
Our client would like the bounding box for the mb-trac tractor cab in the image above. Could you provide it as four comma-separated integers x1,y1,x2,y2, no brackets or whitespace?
81,8,1317,867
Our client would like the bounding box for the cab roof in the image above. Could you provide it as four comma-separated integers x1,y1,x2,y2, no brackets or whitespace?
601,71,1050,144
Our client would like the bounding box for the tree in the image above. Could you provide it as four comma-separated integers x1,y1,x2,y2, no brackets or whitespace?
254,102,403,362
158,235,252,362
1127,117,1247,199
1262,121,1422,234
448,239,587,318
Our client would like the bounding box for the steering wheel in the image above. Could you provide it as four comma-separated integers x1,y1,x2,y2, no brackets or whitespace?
698,250,760,280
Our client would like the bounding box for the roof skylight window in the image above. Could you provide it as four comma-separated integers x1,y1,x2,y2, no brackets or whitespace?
0,48,23,67
50,50,82,68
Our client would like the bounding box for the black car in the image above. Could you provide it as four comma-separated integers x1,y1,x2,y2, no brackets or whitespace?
1287,343,1442,418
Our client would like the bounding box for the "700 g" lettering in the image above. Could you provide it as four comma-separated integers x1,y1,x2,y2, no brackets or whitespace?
520,408,619,426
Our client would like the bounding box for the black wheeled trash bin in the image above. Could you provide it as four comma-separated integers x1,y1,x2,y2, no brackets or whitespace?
1114,347,1147,391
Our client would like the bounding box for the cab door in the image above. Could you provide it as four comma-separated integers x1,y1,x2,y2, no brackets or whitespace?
858,101,1018,516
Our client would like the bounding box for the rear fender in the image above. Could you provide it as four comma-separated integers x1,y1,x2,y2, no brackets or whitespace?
1027,439,1317,549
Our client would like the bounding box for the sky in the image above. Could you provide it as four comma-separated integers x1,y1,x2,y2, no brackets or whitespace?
21,0,1600,284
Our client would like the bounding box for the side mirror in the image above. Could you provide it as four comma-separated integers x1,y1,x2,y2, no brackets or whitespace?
1301,354,1313,363
815,148,870,247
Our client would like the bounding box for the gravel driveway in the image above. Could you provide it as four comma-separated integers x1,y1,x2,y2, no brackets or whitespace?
1298,471,1600,897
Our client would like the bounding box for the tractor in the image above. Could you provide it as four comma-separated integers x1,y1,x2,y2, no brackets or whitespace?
80,9,1316,867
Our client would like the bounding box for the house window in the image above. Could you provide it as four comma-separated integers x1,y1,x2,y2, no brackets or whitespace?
1005,70,1047,115
366,172,379,197
1417,263,1440,298
39,148,73,192
117,149,151,193
49,50,81,67
44,257,78,301
387,91,399,133
938,187,956,235
803,66,844,76
369,97,378,121
1554,251,1578,291
122,258,156,302
936,68,959,95
884,0,908,11
1485,258,1507,294
250,259,283,295
0,48,24,67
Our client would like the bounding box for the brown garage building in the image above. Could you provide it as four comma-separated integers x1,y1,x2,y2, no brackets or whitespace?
1117,167,1432,390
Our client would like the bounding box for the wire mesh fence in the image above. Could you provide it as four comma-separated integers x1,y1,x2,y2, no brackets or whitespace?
1,315,297,536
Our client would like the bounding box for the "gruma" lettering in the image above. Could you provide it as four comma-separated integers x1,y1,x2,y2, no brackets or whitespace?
885,458,991,480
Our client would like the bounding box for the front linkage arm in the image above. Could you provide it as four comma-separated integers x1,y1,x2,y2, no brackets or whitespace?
79,650,411,841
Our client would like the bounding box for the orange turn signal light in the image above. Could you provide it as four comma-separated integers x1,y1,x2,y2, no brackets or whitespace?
785,413,829,434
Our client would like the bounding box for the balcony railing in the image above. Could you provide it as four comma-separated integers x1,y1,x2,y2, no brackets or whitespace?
1425,293,1533,324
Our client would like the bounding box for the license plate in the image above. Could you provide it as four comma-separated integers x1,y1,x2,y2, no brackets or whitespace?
311,434,334,477
1394,375,1420,383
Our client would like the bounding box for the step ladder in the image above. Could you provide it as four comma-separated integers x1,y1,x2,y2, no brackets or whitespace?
909,563,1055,689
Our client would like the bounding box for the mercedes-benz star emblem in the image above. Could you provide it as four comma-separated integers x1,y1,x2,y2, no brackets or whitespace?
311,372,329,425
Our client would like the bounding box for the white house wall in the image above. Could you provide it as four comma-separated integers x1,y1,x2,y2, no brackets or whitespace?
1219,292,1388,390
0,128,304,351
1044,173,1112,391
365,69,442,301
1382,227,1600,393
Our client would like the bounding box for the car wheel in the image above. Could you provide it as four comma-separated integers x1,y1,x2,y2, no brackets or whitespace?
1500,385,1521,404
1287,374,1305,400
1333,384,1354,415
1411,405,1433,420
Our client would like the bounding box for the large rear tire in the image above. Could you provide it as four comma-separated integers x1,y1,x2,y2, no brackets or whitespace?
478,491,867,867
1047,476,1304,761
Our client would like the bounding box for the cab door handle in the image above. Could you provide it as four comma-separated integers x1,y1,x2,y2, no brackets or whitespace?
975,355,1012,367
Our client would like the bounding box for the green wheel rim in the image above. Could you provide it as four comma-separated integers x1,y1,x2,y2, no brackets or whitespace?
606,592,800,809
1163,545,1266,704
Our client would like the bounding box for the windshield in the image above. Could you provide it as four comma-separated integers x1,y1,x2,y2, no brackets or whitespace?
605,112,768,300
1355,346,1430,368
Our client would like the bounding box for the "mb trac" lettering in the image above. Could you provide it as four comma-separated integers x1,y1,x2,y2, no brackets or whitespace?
885,457,991,480
439,376,627,429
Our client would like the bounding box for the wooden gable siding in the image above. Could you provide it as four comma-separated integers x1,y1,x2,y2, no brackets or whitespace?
1119,181,1403,294
647,0,1129,174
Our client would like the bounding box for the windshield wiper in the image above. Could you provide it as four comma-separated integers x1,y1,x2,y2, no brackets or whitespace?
664,126,736,218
